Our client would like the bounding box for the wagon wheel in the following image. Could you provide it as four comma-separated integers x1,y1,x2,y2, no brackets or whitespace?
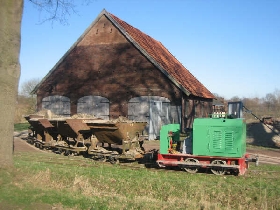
211,160,227,175
183,158,199,174
64,150,71,156
57,148,64,155
97,155,107,162
29,138,34,145
108,156,119,164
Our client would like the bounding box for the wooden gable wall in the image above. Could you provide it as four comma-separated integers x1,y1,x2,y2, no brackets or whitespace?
36,15,183,119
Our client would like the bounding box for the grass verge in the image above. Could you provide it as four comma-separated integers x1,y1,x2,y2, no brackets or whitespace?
14,123,30,131
1,151,280,210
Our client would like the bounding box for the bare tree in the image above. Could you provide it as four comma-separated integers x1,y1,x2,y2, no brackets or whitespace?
14,78,41,122
19,78,41,97
29,0,77,24
0,0,91,168
264,93,277,115
229,96,242,102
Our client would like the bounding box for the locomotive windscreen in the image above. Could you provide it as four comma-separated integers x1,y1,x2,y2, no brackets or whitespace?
228,101,243,118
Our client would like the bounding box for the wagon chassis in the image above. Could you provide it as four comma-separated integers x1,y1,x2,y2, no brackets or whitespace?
156,153,258,175
25,116,147,163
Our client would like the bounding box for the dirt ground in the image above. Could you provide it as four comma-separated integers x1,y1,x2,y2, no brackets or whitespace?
246,122,280,158
13,131,41,153
13,122,280,163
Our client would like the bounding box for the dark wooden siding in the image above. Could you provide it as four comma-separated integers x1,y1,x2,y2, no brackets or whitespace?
36,15,182,119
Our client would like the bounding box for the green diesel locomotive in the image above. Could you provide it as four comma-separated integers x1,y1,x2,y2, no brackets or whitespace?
156,102,258,175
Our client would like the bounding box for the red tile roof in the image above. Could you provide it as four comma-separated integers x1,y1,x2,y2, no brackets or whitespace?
109,12,214,99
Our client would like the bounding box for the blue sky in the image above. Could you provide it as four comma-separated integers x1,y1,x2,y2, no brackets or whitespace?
20,0,280,99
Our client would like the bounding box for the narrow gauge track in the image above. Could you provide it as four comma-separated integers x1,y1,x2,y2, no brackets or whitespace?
248,153,280,165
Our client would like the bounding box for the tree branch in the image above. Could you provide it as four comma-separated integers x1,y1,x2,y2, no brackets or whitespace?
28,0,79,25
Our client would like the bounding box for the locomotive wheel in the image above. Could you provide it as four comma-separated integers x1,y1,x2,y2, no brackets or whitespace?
211,160,227,175
183,158,199,173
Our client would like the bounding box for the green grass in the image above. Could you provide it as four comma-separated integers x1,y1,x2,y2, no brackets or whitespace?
1,151,280,209
14,122,30,131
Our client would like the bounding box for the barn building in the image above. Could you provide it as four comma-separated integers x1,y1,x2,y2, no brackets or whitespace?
32,9,215,140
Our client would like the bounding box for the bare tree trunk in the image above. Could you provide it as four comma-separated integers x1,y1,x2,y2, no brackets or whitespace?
0,0,23,167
